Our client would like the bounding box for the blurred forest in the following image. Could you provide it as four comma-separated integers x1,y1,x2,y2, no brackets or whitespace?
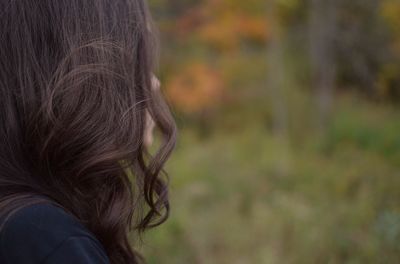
140,0,400,263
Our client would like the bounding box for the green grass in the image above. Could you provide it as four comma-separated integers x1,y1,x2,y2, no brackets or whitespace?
140,96,400,264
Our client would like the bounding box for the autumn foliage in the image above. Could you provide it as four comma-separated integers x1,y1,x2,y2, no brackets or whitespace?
165,63,225,113
153,0,268,114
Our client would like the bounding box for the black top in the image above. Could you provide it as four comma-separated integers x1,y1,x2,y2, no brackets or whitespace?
0,202,110,264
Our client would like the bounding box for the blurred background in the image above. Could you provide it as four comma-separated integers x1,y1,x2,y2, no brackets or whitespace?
140,0,400,263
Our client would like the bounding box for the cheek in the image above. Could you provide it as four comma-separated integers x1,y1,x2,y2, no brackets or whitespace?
144,110,155,147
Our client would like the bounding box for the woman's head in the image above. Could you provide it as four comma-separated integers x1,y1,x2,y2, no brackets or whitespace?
0,0,177,263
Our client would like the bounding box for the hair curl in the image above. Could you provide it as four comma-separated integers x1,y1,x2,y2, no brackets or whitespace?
0,0,177,263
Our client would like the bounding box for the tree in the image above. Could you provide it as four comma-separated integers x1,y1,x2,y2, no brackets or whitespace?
309,0,337,133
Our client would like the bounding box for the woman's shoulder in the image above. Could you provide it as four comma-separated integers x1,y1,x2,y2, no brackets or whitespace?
0,201,94,241
0,201,109,264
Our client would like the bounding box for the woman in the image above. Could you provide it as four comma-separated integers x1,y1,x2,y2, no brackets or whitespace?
0,0,177,263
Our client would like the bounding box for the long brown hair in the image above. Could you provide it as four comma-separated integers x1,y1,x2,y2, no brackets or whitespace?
0,0,177,263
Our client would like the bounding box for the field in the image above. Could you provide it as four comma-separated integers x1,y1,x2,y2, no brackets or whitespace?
141,96,400,263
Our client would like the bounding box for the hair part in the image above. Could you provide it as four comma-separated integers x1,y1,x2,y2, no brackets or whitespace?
0,0,177,263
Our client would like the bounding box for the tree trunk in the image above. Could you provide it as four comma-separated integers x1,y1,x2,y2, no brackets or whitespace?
309,0,337,134
267,0,288,137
